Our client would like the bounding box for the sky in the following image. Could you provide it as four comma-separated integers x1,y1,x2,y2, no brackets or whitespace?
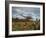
12,7,40,20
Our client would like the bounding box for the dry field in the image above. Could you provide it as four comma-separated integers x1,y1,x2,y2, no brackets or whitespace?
12,20,40,31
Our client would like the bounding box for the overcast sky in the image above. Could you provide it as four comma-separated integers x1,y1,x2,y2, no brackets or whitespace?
12,7,40,20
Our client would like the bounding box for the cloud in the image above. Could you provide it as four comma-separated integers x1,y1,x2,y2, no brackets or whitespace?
12,7,40,20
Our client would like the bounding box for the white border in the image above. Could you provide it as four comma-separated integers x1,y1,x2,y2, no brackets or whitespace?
9,4,43,35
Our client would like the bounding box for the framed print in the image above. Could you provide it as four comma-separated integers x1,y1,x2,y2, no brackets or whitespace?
5,1,45,37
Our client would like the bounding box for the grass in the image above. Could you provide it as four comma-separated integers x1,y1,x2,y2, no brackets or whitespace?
12,19,40,31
